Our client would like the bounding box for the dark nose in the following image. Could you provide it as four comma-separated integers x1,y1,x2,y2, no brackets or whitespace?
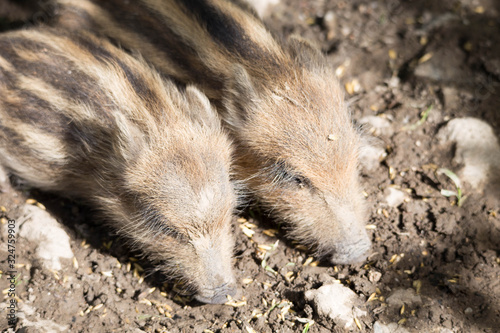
194,283,237,304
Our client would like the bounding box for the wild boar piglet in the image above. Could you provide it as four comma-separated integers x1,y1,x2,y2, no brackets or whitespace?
54,0,371,264
0,28,238,303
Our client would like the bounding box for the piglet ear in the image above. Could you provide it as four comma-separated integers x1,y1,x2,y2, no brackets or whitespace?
287,35,324,69
184,85,221,129
223,65,258,130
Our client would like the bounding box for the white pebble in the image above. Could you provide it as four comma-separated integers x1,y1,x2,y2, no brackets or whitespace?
437,117,500,190
384,188,407,207
304,283,366,329
18,205,74,270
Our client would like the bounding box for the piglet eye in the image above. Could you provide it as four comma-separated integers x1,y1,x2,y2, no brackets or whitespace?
272,160,312,189
293,176,306,188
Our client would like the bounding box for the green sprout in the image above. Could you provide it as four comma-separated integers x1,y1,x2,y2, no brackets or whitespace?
261,240,279,275
303,321,312,333
402,105,433,131
438,168,466,206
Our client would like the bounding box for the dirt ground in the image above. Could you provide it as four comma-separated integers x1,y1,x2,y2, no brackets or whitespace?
0,0,499,332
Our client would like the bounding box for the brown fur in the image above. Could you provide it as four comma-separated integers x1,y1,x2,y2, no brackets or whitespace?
54,0,371,263
0,27,238,303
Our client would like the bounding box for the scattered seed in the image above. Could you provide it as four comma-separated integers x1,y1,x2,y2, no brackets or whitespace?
302,257,314,266
101,271,113,277
388,166,396,180
84,306,93,315
139,299,153,306
263,229,278,237
345,79,361,95
418,52,433,64
240,224,255,238
242,278,253,284
26,198,37,205
225,298,247,307
295,245,308,251
93,304,104,311
138,275,145,284
367,293,378,302
0,206,6,212
0,217,6,224
420,36,428,45
422,250,428,256
285,271,295,282
365,224,377,230
134,263,144,273
354,316,362,330
400,304,405,315
258,244,272,251
102,241,112,250
398,318,407,325
36,202,46,210
160,291,167,297
382,209,389,218
116,287,122,294
72,257,79,269
474,6,484,13
388,49,397,59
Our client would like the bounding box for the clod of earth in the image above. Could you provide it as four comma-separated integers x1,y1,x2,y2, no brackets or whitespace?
304,283,366,329
18,204,74,271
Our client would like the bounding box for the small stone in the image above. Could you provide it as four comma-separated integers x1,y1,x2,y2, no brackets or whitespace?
384,188,406,207
304,284,366,329
437,117,500,190
368,270,382,283
18,205,74,270
464,307,473,315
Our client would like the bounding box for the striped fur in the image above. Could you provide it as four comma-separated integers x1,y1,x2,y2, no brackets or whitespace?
54,0,371,264
0,27,237,303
